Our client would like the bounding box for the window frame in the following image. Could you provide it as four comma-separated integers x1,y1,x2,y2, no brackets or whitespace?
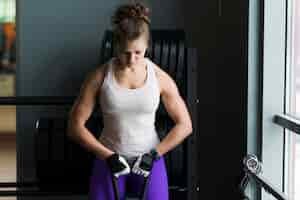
247,0,288,199
260,0,287,199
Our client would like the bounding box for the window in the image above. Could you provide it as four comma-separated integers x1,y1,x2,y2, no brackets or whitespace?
0,0,16,23
247,0,287,199
0,1,16,200
285,0,300,199
248,0,300,199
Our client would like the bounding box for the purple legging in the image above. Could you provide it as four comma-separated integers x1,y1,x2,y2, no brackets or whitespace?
89,156,169,200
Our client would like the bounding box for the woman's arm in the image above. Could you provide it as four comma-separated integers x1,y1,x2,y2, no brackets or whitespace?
154,65,193,157
67,65,114,160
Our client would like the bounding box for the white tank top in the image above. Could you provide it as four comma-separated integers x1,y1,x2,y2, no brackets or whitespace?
98,57,161,159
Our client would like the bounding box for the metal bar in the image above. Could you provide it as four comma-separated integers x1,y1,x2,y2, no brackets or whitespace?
273,114,300,135
140,177,149,200
0,96,169,119
0,182,186,197
246,169,289,200
0,182,88,196
111,175,120,200
0,190,82,197
0,96,75,105
0,182,38,188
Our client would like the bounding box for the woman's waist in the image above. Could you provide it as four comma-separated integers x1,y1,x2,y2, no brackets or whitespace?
99,134,160,159
99,127,159,143
102,115,156,128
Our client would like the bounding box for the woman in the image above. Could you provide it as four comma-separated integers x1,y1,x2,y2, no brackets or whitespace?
67,3,193,200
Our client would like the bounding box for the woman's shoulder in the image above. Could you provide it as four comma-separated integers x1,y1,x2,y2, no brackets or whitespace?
146,58,177,93
91,57,117,79
146,58,172,81
83,63,109,88
145,58,162,76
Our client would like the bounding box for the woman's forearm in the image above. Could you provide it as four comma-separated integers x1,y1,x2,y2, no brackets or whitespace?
155,123,193,156
67,123,114,160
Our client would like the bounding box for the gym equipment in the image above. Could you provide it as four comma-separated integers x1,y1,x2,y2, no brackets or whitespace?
239,154,289,200
111,158,150,200
0,30,198,199
111,175,149,200
34,30,192,196
239,154,262,200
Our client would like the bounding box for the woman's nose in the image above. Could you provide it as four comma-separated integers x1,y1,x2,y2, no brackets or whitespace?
128,54,135,64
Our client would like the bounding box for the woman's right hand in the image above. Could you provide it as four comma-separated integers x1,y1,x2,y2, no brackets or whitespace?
106,153,130,178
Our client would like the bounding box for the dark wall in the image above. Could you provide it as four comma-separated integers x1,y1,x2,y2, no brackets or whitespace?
184,0,249,199
217,1,249,199
17,0,184,97
183,1,218,199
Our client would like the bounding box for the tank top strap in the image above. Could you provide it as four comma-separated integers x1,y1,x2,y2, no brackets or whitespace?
145,58,156,83
103,58,115,86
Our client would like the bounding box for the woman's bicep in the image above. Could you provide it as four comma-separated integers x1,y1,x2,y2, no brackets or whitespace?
161,76,190,124
156,66,192,130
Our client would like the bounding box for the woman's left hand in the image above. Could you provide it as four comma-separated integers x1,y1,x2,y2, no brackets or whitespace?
132,153,154,177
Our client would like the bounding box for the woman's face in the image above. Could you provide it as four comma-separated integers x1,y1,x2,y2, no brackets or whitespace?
117,36,148,67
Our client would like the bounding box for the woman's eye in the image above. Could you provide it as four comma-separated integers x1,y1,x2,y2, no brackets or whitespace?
124,52,131,56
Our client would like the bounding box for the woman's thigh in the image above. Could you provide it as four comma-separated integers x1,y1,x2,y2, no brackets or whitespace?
127,157,169,200
89,158,126,200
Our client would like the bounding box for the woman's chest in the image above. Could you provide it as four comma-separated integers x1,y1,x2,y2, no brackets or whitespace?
115,72,147,90
100,84,160,114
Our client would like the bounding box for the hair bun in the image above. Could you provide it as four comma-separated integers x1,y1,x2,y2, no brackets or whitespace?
112,3,150,26
134,3,150,17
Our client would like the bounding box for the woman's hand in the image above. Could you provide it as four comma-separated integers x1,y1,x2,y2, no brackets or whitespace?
106,153,131,178
132,149,160,177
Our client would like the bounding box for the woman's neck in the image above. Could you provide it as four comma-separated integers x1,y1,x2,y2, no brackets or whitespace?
115,58,146,73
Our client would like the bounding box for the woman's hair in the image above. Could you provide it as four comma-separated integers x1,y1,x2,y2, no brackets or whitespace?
111,2,151,50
